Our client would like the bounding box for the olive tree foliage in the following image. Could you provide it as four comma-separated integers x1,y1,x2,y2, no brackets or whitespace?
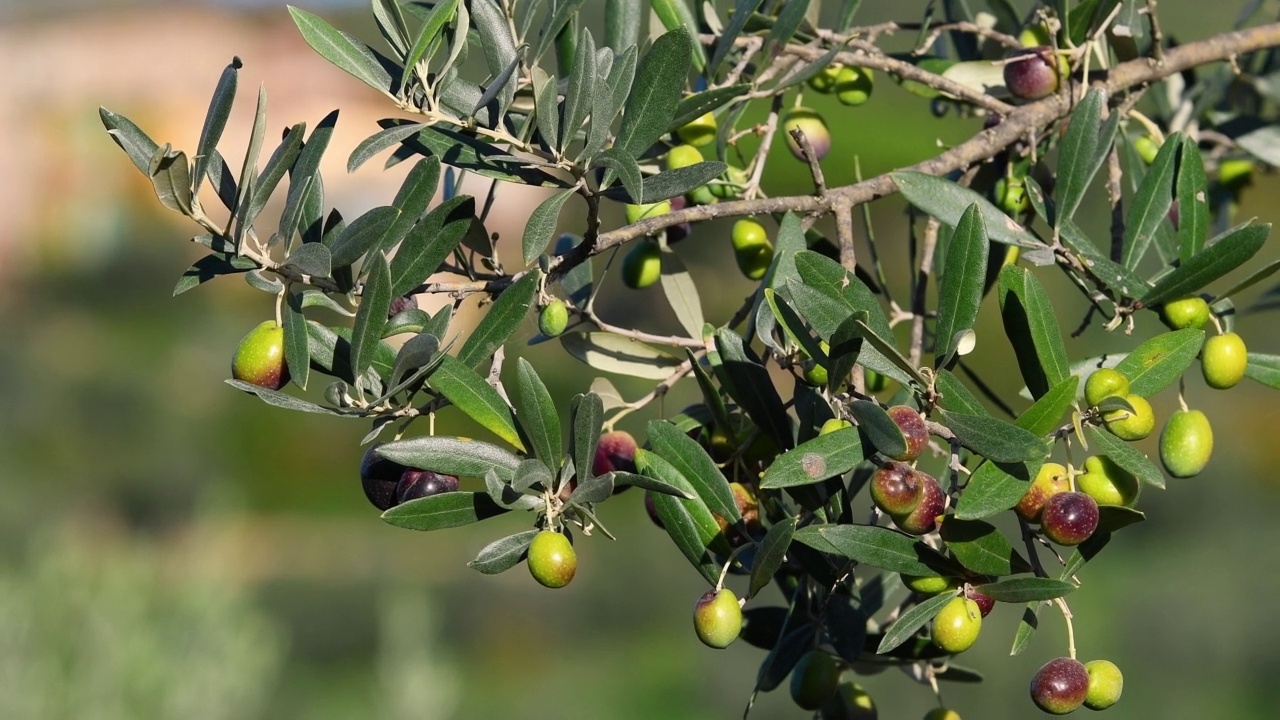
101,0,1280,715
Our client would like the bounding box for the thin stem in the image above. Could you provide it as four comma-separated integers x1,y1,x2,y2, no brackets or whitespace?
1054,597,1077,660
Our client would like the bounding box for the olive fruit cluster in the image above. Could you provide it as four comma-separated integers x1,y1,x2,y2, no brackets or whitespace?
1030,657,1123,714
870,462,944,535
359,443,459,512
1016,463,1099,547
731,219,775,281
1084,368,1155,441
232,320,290,390
808,64,876,106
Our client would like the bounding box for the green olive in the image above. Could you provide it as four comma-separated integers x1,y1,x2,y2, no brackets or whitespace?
677,112,717,147
693,588,742,648
624,200,671,224
835,66,874,106
527,531,576,588
1202,332,1247,389
1077,456,1140,507
1159,409,1214,477
808,64,842,94
931,596,982,654
1084,368,1130,408
621,239,662,289
791,651,841,710
1083,659,1124,711
1103,394,1156,441
1161,296,1210,330
538,299,569,337
232,320,290,390
1134,136,1161,165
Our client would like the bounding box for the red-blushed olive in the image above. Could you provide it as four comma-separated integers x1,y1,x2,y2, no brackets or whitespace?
388,294,418,318
621,239,662,289
665,195,693,243
1160,409,1214,477
1202,332,1248,389
732,482,760,530
808,64,842,94
886,405,928,461
1041,491,1100,546
1004,46,1064,100
870,462,923,516
593,430,638,476
395,469,459,503
1160,296,1210,330
835,66,874,106
995,176,1031,216
538,299,569,337
820,418,852,436
624,200,671,224
693,587,742,648
527,530,576,589
232,320,290,390
1083,659,1124,710
1077,456,1140,507
820,680,878,720
1030,657,1090,715
967,587,995,617
1102,394,1155,441
791,651,842,710
923,708,962,720
1084,368,1130,408
892,472,945,535
665,143,703,171
1015,462,1069,523
931,596,982,654
360,442,406,511
782,107,832,161
677,112,717,147
902,574,958,595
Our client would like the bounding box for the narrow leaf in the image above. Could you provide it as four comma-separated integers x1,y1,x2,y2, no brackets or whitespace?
430,354,525,451
458,270,539,368
875,591,959,654
1114,329,1205,397
750,517,797,598
382,492,508,530
468,530,538,574
935,203,990,361
1142,223,1269,305
760,428,863,489
513,358,562,468
351,251,392,378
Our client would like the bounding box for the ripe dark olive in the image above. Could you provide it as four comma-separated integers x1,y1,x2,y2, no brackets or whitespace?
538,299,569,337
782,107,832,161
360,442,406,511
885,405,928,461
593,430,638,476
1040,491,1100,546
395,469,459,503
693,587,742,648
1015,462,1068,523
527,530,576,588
1160,409,1214,478
931,596,982,654
1004,46,1063,100
1084,659,1124,711
892,472,944,535
387,294,418,318
869,462,922,516
644,491,664,529
791,651,841,710
232,320,289,390
967,587,995,617
1030,657,1090,715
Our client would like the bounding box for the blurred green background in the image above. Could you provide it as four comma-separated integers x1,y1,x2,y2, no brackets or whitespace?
3,0,1280,718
